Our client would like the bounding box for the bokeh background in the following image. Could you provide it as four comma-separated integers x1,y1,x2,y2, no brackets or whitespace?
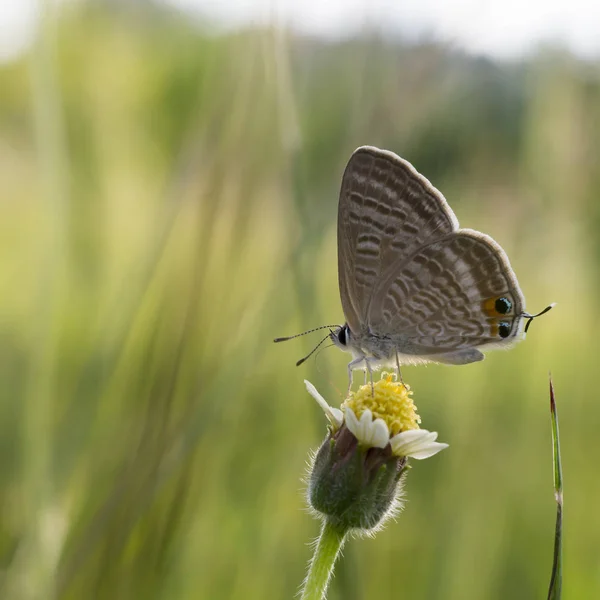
1,1,599,599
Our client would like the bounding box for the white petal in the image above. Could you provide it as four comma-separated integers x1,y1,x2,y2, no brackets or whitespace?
369,418,391,448
304,380,343,430
358,409,371,433
389,429,430,453
344,407,389,448
407,442,449,459
326,406,344,428
343,405,359,436
357,409,374,444
390,429,448,459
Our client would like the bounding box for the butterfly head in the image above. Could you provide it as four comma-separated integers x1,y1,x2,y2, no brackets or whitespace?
330,323,352,351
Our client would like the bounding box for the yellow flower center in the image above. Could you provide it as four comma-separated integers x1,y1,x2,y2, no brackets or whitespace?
342,372,421,436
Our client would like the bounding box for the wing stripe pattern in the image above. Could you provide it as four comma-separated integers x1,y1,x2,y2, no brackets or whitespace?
373,231,525,352
337,146,526,361
338,146,458,334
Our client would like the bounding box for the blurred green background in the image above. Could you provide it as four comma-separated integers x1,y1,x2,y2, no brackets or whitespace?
1,2,599,599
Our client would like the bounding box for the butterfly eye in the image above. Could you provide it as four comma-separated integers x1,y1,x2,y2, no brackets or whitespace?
338,327,347,346
498,321,511,338
494,297,512,315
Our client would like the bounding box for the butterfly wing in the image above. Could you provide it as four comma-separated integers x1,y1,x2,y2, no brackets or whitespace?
367,229,526,355
338,146,459,334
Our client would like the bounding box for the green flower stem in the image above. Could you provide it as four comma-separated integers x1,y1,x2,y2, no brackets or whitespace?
301,520,348,600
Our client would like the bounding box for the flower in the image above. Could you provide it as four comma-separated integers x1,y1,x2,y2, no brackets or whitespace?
305,373,448,459
304,373,448,532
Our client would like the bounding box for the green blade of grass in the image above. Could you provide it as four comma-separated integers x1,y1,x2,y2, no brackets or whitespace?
547,376,563,600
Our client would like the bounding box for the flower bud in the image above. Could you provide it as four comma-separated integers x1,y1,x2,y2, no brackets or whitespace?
309,423,407,531
304,374,448,532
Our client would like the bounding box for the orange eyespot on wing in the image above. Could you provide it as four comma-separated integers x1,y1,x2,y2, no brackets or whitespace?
488,317,515,339
489,321,499,337
498,320,512,338
482,297,497,316
482,296,514,317
483,296,519,339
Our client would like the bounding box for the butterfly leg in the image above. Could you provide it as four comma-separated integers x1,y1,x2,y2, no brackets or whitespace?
346,357,365,396
365,358,375,396
395,350,405,386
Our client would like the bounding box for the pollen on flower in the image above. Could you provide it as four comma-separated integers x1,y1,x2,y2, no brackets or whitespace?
342,372,421,436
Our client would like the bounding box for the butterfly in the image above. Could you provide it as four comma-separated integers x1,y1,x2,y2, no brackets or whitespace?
276,146,553,390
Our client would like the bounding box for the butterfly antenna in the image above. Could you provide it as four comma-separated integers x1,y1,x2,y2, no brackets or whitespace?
273,325,340,343
523,303,556,333
296,333,332,367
